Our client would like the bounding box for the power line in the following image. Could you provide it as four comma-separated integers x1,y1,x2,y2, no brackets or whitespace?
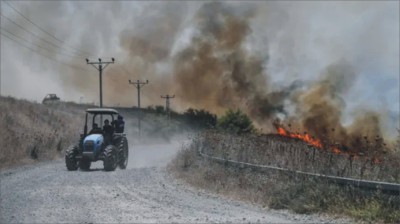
1,32,90,72
0,13,86,58
3,1,92,57
0,28,79,59
1,32,89,72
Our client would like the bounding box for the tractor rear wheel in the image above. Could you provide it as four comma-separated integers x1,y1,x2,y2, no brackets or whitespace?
103,145,117,171
79,159,91,171
118,137,129,169
65,145,79,171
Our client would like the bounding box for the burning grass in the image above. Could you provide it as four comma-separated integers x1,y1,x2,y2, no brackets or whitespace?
200,130,400,183
170,130,400,222
273,122,392,165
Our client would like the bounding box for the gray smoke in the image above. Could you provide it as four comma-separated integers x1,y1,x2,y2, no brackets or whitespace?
1,1,398,140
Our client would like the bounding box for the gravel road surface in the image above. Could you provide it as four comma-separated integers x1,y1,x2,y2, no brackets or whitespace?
1,140,349,223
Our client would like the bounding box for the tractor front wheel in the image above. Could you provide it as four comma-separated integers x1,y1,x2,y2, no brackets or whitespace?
103,145,117,171
65,145,79,171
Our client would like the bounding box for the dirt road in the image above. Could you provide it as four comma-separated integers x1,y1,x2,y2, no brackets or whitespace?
1,141,347,223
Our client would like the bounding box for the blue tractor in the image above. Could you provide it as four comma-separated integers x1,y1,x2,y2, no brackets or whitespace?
65,108,129,171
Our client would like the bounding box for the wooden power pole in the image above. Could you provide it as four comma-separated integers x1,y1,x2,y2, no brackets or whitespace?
161,94,175,125
129,79,149,136
86,57,115,108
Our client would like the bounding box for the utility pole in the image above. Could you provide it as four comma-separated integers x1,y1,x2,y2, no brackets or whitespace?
86,58,114,125
161,94,175,125
129,79,149,136
0,61,1,96
86,57,115,108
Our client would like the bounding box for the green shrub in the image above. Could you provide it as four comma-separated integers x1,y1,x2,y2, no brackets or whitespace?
146,105,165,115
217,109,255,134
183,108,217,129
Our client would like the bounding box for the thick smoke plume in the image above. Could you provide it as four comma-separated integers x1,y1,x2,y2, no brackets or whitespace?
284,60,387,151
1,1,398,146
112,1,399,146
172,2,284,121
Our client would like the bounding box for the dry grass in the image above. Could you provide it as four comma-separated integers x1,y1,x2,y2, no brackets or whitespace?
198,131,400,183
0,96,190,169
0,96,86,170
169,131,400,223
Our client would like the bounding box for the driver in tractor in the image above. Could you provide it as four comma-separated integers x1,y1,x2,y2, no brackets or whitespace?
103,119,114,144
89,123,102,134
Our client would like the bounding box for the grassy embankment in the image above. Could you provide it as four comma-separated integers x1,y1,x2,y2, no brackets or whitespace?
0,96,205,170
0,96,89,169
170,129,400,223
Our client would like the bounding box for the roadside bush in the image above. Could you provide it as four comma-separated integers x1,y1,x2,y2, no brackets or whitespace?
183,108,217,129
217,109,255,134
146,105,165,115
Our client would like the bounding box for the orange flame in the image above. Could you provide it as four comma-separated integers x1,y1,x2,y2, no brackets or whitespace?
277,126,322,148
275,124,383,164
275,125,383,163
276,126,340,154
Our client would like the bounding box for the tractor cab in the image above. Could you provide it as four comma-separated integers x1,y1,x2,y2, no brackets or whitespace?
81,108,122,154
84,108,119,138
65,108,129,171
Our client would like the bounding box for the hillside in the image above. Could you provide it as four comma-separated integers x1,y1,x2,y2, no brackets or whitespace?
0,96,190,170
0,97,86,169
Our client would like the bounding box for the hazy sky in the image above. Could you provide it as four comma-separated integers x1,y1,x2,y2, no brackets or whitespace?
0,1,398,121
